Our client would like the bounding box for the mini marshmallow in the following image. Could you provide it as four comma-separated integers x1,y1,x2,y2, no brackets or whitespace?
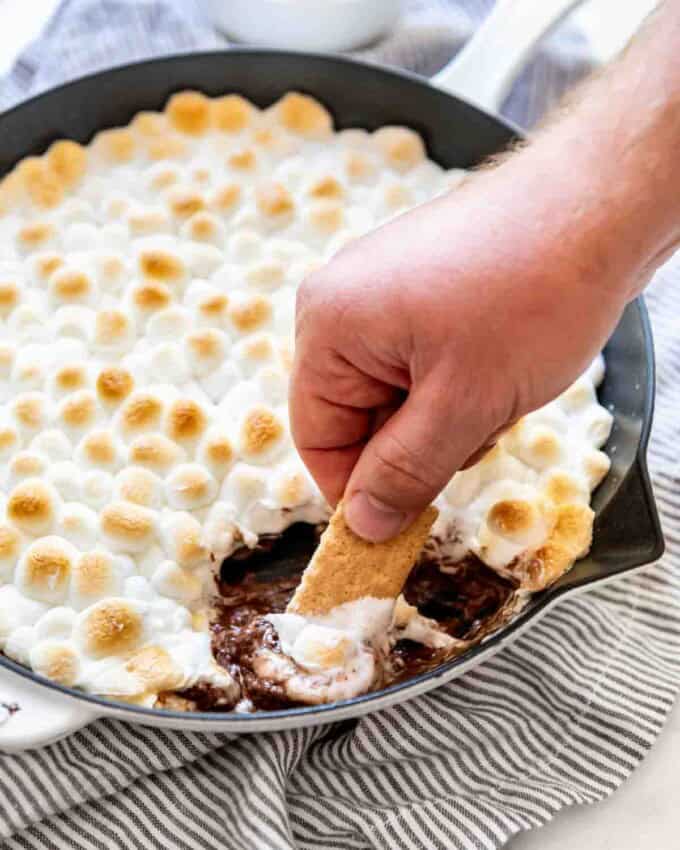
30,639,81,685
10,391,50,436
147,306,192,342
0,423,21,460
0,585,47,647
57,390,99,437
6,478,59,536
163,398,209,448
48,266,96,307
34,606,77,641
75,597,146,658
165,464,218,511
0,522,23,582
100,501,157,554
45,461,84,503
183,242,224,278
183,328,228,376
30,429,72,462
82,470,114,509
151,561,202,605
196,428,235,480
158,510,207,568
57,503,101,550
52,306,94,342
6,451,48,487
92,309,136,355
75,430,125,471
70,550,123,610
114,466,163,508
15,535,78,604
128,433,186,474
148,342,191,386
236,405,287,464
116,390,164,439
181,211,226,245
227,229,263,262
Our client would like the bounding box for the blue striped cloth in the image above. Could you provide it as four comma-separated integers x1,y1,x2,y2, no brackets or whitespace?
0,2,678,849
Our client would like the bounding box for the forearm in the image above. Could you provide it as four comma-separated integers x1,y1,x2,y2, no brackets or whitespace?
464,1,680,305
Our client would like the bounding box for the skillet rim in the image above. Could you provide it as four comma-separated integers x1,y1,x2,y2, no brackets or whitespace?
0,49,663,726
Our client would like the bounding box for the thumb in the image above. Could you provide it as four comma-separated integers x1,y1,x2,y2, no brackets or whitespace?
344,379,482,542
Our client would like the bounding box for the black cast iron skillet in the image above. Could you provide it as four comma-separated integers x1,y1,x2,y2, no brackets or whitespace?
0,48,664,738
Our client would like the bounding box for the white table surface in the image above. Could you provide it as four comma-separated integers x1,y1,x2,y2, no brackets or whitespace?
0,1,676,847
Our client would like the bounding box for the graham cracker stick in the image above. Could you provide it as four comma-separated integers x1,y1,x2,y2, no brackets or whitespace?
287,502,438,616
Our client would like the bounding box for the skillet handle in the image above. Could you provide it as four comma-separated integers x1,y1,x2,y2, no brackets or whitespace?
432,0,587,115
0,665,98,752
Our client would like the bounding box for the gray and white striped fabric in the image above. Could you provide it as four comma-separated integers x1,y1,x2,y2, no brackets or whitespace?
0,2,678,849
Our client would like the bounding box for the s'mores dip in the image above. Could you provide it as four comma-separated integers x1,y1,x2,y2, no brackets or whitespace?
0,91,612,711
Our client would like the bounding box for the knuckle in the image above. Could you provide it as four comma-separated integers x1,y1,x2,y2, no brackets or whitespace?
371,432,439,499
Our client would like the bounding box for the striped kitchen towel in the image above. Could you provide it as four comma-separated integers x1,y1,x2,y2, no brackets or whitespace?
0,2,678,849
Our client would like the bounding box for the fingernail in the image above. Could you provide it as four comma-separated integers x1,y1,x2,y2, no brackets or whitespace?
345,491,410,542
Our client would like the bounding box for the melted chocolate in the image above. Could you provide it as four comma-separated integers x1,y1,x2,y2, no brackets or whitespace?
174,525,516,712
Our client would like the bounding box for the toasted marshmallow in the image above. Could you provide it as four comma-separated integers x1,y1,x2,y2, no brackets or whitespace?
165,464,217,511
138,246,187,287
0,424,20,460
289,624,357,671
504,422,565,470
181,211,226,245
0,279,21,318
163,398,208,448
151,561,202,605
76,597,145,658
6,478,59,535
196,429,234,480
0,522,23,581
183,328,228,376
49,363,89,397
10,392,50,436
96,366,135,408
158,511,207,568
57,390,99,436
228,292,272,334
273,93,332,139
16,536,78,604
6,451,48,487
75,430,124,471
116,391,164,439
70,549,122,611
213,93,256,132
48,266,95,306
166,91,211,136
100,501,157,553
210,182,243,216
166,185,206,220
93,310,135,354
114,467,163,508
237,405,286,463
30,640,80,685
373,126,426,172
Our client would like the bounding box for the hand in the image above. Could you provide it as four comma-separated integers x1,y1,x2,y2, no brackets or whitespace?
290,163,633,542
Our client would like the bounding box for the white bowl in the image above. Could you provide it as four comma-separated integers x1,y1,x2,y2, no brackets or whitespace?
204,0,401,52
